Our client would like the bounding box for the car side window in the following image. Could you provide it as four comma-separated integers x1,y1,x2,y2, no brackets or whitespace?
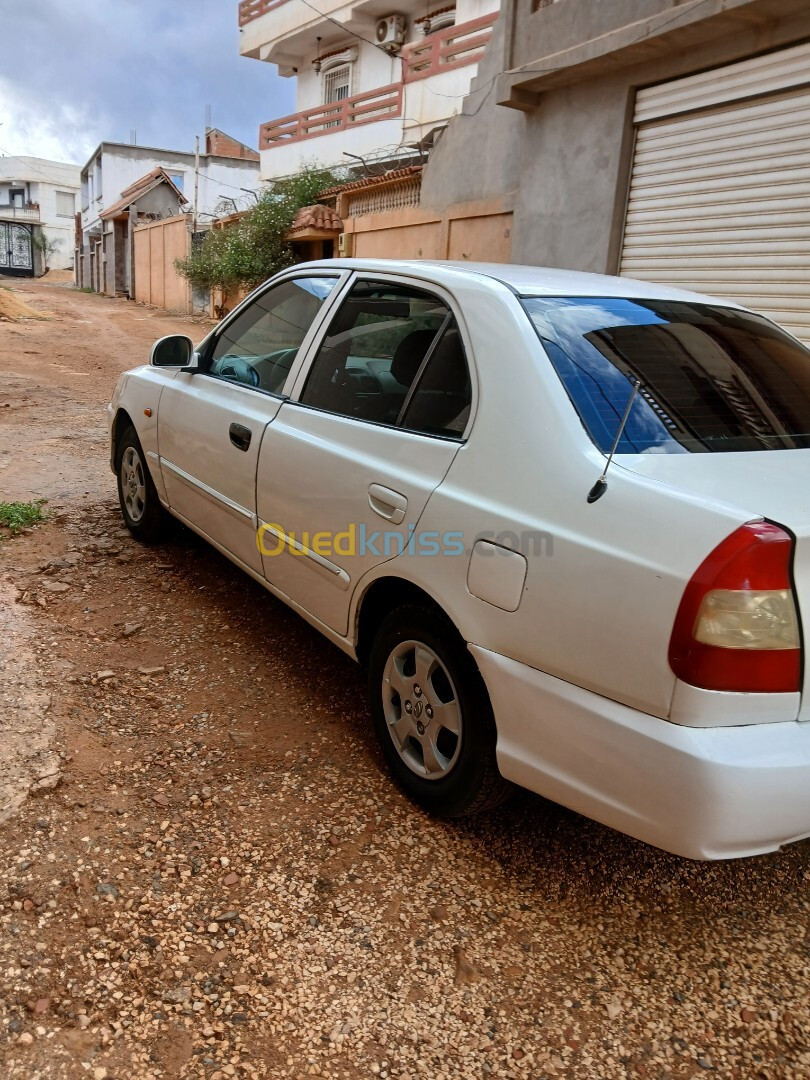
300,279,470,436
208,277,338,394
400,323,472,438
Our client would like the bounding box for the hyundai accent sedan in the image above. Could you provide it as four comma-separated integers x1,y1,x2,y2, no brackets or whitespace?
108,259,810,859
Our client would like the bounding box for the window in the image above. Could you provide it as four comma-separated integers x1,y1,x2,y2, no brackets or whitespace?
168,173,184,191
521,296,810,453
56,191,75,218
323,64,351,105
208,276,338,393
301,280,471,437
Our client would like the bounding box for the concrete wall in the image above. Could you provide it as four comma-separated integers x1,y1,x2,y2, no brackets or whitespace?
342,195,513,262
421,0,810,272
132,216,192,313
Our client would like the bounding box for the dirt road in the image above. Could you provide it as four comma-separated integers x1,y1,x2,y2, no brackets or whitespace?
1,280,809,1080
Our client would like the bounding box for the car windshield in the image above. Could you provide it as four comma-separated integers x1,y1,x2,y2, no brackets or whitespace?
521,296,810,453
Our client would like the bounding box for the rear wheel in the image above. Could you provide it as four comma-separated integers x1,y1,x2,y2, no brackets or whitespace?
116,425,167,542
368,604,512,817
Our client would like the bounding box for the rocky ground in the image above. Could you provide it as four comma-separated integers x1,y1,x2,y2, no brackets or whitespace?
1,279,809,1079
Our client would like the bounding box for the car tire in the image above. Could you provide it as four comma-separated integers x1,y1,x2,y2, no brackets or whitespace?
116,425,167,542
368,603,512,817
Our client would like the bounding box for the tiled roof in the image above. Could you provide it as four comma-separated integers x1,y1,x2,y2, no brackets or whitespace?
319,165,423,198
100,167,187,220
287,204,343,234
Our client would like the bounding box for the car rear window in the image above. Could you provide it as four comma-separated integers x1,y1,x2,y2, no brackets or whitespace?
521,296,810,453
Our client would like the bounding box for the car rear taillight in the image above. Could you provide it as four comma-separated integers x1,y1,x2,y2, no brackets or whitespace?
669,521,801,693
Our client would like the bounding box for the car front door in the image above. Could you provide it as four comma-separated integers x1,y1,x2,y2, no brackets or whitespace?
157,273,343,573
255,275,475,635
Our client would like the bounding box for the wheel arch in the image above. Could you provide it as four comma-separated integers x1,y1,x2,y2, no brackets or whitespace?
355,575,461,669
111,408,136,464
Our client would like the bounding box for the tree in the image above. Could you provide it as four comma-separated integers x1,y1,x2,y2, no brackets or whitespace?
175,166,343,293
33,231,61,273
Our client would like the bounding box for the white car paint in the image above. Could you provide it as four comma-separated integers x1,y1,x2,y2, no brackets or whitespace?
109,259,810,860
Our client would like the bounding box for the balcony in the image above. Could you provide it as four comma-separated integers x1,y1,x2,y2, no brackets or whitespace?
402,12,498,82
239,0,441,65
0,203,40,222
239,0,287,25
260,83,403,149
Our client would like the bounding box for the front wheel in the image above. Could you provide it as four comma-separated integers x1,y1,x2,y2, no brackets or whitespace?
368,604,512,817
116,425,167,542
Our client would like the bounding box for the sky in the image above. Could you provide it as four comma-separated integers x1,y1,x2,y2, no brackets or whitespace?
0,0,295,167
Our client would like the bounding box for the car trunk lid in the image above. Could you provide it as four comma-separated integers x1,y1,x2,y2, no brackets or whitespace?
620,449,810,719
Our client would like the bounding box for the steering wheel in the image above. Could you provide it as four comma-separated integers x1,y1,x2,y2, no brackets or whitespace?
218,356,260,387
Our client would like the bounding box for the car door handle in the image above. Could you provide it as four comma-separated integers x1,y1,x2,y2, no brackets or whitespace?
368,484,407,525
229,422,252,452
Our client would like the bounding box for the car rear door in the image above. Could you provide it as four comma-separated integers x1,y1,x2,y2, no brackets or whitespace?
255,274,475,635
157,273,344,573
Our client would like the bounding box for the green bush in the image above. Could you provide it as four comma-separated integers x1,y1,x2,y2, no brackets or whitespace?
0,500,48,537
175,166,342,293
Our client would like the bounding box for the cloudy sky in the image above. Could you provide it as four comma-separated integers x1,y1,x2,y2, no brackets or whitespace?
0,0,295,167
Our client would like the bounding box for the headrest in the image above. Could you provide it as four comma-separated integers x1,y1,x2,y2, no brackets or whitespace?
391,329,437,386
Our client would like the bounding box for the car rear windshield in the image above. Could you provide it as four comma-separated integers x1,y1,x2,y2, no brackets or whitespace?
521,296,810,453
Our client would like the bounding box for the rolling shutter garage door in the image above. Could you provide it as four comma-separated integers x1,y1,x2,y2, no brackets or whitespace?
620,42,810,344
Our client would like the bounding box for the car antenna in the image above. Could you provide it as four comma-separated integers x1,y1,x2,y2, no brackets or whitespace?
587,377,642,504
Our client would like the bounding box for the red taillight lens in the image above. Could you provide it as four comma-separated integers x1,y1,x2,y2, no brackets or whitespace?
669,522,801,693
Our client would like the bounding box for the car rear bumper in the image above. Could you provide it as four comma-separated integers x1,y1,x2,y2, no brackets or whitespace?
471,644,810,860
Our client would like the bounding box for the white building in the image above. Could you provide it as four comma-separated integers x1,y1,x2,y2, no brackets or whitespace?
238,0,500,180
77,132,261,295
0,156,80,276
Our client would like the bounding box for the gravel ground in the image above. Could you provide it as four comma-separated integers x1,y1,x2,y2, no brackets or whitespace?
1,281,810,1079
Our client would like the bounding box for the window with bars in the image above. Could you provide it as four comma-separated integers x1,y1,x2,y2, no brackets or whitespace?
322,63,352,129
323,63,351,103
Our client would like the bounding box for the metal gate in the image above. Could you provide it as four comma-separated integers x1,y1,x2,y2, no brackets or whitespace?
0,222,34,275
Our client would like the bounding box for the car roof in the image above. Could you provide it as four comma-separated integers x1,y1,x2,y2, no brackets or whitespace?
300,258,745,309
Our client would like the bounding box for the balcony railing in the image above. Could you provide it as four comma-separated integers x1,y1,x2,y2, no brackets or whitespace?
260,83,403,149
239,0,289,26
402,12,498,82
0,203,40,222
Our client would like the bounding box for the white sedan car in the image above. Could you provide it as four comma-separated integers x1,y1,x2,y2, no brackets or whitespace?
108,259,810,860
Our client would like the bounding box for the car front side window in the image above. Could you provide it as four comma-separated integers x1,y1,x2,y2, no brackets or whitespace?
208,276,338,394
299,279,471,437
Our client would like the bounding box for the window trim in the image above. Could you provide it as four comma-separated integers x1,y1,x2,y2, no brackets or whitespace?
198,269,351,399
287,271,477,442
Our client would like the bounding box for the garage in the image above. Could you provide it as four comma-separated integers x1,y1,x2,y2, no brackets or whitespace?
620,42,810,345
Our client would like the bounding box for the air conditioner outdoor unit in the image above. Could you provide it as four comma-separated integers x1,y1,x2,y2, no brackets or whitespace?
375,15,406,52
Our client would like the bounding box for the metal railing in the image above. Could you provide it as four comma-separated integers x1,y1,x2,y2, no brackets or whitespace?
0,203,40,222
402,12,498,83
260,83,403,149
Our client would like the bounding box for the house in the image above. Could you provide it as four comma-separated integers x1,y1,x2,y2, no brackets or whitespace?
0,156,80,276
76,131,261,295
85,168,187,297
418,0,810,345
238,0,500,181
